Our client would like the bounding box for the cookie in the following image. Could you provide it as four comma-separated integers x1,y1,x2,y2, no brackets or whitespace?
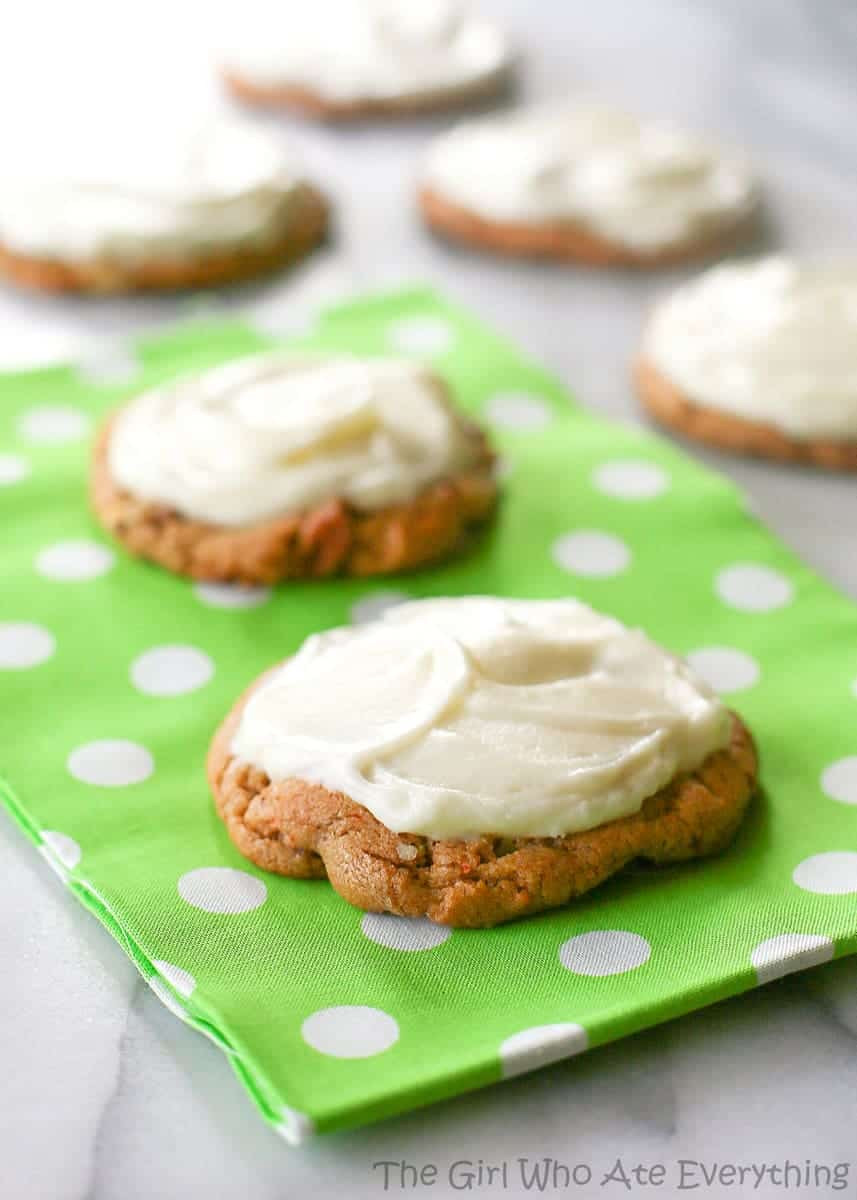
420,186,748,268
221,0,512,122
0,115,328,295
91,354,497,583
223,72,509,122
208,598,757,927
636,258,857,469
420,103,757,267
635,359,857,471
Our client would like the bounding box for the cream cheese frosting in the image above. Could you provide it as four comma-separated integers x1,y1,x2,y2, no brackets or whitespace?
0,115,307,262
223,0,512,104
108,353,483,525
230,597,731,839
642,257,857,439
423,103,756,251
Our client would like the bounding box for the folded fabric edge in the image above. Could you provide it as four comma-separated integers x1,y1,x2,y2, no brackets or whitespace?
4,770,857,1140
0,776,315,1145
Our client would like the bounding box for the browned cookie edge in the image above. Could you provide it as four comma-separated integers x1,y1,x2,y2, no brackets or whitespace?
0,184,329,295
89,396,497,584
222,69,510,122
419,185,755,268
207,677,758,927
635,356,857,471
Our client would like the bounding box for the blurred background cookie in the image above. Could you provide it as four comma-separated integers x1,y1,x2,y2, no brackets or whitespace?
221,0,514,120
636,257,857,470
0,113,328,294
420,101,758,266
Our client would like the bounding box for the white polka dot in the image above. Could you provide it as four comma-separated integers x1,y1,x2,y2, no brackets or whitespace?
276,1107,316,1146
559,930,651,977
685,647,761,694
387,316,454,356
67,739,154,787
593,460,669,500
552,531,631,578
485,392,552,431
148,976,190,1021
152,959,196,998
147,976,234,1051
193,581,272,609
350,590,410,625
821,758,857,806
716,564,794,612
76,344,139,385
793,852,857,896
493,455,514,481
361,913,451,951
178,866,267,914
742,492,762,520
41,831,81,870
131,645,214,697
18,405,89,444
37,847,69,882
0,454,30,485
36,540,115,581
499,1023,588,1079
751,933,834,985
301,1005,399,1059
0,622,55,669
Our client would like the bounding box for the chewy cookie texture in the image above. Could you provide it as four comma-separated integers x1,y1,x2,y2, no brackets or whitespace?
91,354,497,583
209,598,757,927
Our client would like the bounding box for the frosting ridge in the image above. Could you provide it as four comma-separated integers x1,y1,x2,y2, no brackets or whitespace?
230,597,731,838
0,115,307,262
423,103,755,251
108,353,484,525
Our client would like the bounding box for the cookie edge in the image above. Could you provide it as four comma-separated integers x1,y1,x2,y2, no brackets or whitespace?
419,184,756,268
635,356,857,471
207,672,758,927
222,66,513,122
0,184,329,295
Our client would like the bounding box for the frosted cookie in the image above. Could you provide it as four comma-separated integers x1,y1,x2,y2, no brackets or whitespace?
208,597,757,927
0,114,327,294
636,258,857,469
222,0,513,120
420,102,757,266
91,353,496,583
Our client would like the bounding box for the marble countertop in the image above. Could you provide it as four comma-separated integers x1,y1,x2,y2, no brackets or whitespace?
3,2,857,1197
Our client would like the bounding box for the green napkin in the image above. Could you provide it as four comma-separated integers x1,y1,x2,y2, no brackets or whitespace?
3,288,857,1143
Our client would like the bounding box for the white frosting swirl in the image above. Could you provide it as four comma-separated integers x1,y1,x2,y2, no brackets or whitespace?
423,103,756,251
108,353,483,525
642,257,857,439
0,115,307,262
231,597,731,839
223,0,511,105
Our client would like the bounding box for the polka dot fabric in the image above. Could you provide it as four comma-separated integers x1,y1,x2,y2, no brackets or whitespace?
2,290,857,1144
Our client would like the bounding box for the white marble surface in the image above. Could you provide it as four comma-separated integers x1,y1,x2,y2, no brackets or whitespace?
2,2,857,1197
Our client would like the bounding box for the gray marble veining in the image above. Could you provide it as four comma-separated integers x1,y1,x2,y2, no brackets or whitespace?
2,2,857,1197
